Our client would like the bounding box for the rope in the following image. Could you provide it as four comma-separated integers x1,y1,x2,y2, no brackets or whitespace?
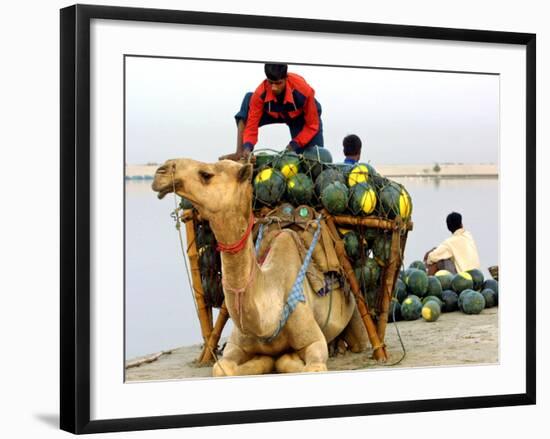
321,287,333,331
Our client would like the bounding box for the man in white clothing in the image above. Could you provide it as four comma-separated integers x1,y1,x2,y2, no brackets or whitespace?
424,212,481,275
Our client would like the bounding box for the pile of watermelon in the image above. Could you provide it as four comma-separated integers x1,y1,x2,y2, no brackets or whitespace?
390,261,499,323
251,147,413,220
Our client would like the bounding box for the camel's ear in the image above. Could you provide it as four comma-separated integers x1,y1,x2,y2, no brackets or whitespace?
237,163,253,183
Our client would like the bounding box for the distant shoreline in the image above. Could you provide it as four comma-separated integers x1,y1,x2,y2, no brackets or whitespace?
125,163,498,179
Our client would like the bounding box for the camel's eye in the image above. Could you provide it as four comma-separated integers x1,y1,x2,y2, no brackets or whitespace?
198,170,214,184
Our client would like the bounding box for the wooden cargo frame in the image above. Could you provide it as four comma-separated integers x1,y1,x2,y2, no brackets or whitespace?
180,208,413,365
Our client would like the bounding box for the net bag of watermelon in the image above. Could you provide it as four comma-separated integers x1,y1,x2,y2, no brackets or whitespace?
250,147,413,314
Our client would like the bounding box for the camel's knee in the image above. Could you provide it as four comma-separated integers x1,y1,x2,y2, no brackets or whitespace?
213,359,238,377
300,339,328,364
303,362,328,373
237,355,276,375
275,353,305,373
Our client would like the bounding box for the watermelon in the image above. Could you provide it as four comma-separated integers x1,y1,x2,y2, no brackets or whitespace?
421,301,441,322
363,227,379,243
401,295,423,321
467,268,485,290
321,181,349,214
315,167,346,196
253,152,275,169
196,224,215,247
461,290,486,314
349,182,377,215
198,246,217,272
253,167,286,205
179,196,193,210
355,258,381,290
343,231,360,260
440,290,459,312
388,300,401,322
483,279,499,295
422,295,444,308
426,276,443,299
378,181,413,220
435,270,453,290
409,260,427,272
451,271,474,293
372,234,391,263
201,273,224,308
394,278,407,303
406,269,429,296
274,152,301,179
364,288,378,311
402,267,415,285
348,164,371,187
481,288,497,308
302,145,333,179
286,173,314,205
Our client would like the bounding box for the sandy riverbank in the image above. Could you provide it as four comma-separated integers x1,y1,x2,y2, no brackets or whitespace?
125,307,498,382
125,163,497,179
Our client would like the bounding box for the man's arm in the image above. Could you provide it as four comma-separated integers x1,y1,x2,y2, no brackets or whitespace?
241,90,264,152
426,243,452,264
289,93,320,150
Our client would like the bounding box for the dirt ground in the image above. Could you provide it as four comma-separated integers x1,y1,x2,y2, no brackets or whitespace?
125,307,498,382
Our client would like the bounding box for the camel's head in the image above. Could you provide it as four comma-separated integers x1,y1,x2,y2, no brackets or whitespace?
151,158,253,220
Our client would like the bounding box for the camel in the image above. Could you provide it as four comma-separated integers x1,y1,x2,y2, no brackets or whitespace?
152,158,369,376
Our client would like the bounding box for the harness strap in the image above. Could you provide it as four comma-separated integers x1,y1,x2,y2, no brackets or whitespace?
216,213,254,254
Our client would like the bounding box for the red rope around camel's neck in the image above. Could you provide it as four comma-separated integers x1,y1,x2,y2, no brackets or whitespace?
216,212,254,254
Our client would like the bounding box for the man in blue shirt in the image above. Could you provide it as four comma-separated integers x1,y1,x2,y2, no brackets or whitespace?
343,134,362,165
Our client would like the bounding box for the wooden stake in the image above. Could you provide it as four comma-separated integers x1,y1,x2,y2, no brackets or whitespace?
323,213,387,362
199,303,230,364
125,350,172,369
376,217,406,357
182,211,213,344
332,214,413,231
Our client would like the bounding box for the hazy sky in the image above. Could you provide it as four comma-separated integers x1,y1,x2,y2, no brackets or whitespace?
125,56,499,165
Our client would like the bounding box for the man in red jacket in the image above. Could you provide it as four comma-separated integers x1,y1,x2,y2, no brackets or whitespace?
220,63,324,161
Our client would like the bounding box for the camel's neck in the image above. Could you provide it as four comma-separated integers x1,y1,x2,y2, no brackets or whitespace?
208,209,277,336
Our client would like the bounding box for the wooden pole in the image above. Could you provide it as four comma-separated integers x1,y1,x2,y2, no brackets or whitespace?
199,303,230,364
376,217,406,357
323,213,387,362
182,211,213,345
331,214,413,231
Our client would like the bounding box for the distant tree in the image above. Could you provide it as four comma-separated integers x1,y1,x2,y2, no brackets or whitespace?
433,163,441,173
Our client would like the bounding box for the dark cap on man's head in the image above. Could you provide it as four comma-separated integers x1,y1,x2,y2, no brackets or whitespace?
264,63,288,81
446,212,462,233
343,134,362,156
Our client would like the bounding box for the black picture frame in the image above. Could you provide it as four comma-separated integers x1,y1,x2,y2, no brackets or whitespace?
60,4,536,434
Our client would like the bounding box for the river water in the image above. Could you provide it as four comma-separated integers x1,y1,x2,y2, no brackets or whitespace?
125,177,498,359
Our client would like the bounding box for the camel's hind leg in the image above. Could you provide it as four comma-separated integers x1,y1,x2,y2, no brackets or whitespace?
342,306,369,353
213,342,275,377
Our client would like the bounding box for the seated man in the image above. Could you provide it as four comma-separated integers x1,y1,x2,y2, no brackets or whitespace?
220,63,324,161
424,212,481,275
342,134,362,165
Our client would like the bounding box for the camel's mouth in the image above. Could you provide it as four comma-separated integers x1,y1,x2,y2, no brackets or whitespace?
152,177,181,200
156,186,173,200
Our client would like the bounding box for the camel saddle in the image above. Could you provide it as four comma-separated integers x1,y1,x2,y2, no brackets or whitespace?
253,204,346,296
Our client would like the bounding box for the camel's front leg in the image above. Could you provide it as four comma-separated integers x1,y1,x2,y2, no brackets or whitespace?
299,339,329,372
213,342,275,377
